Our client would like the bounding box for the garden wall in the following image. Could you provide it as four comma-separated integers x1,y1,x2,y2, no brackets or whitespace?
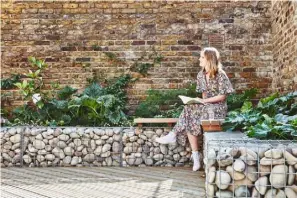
271,0,297,93
1,0,274,113
204,132,297,198
0,126,200,168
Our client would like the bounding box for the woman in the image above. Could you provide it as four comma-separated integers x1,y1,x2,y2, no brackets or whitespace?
156,47,234,171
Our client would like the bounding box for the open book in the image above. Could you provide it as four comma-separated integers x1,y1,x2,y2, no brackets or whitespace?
178,95,205,105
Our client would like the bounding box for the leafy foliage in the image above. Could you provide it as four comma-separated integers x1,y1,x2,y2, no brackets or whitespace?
103,74,132,109
130,62,154,76
227,88,258,111
0,74,21,90
57,86,78,100
135,82,199,118
13,57,48,108
223,91,297,140
4,50,161,127
83,83,105,99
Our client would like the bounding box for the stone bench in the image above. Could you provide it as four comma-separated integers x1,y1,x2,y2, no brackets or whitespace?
134,118,225,132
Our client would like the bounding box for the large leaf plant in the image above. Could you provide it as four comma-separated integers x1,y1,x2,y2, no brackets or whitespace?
223,91,297,140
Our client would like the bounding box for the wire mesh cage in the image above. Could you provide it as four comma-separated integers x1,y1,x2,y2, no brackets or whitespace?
122,127,195,167
1,127,123,168
204,139,297,198
1,126,196,168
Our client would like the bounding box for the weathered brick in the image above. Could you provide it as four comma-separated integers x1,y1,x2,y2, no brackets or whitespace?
131,41,145,45
61,47,77,51
79,3,94,8
34,41,50,45
1,0,294,112
128,3,143,9
63,3,78,9
171,46,186,51
95,3,109,9
44,3,63,9
146,41,157,45
38,9,54,14
76,58,91,62
219,19,234,23
28,3,44,8
45,35,60,40
228,45,243,50
161,40,177,45
111,4,127,9
22,9,38,14
187,46,201,51
178,40,194,45
121,9,136,14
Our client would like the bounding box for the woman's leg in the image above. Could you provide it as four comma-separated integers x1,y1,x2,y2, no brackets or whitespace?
188,132,201,171
155,105,190,144
187,132,199,151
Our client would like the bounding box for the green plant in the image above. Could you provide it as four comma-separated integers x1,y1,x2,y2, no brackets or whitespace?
135,82,199,118
14,57,48,108
6,49,162,127
104,74,132,109
83,82,106,99
0,74,21,90
130,62,154,76
11,104,43,126
227,88,258,111
223,91,297,140
91,44,101,51
68,94,127,126
130,48,164,76
57,86,78,100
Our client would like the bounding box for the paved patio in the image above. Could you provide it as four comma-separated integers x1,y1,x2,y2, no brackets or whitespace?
1,167,205,198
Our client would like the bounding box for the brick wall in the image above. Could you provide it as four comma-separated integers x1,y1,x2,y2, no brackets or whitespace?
1,0,275,113
271,0,297,93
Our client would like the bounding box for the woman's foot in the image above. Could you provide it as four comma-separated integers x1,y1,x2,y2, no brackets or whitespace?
155,132,176,144
191,151,201,171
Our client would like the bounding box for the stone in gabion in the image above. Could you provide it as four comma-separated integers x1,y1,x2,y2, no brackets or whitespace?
234,186,250,197
113,134,121,142
57,141,67,149
64,147,74,156
101,151,110,158
226,166,245,181
83,154,95,163
102,144,111,153
2,127,191,169
215,170,231,190
217,153,233,167
71,156,79,166
33,140,45,150
106,129,114,136
23,155,32,164
70,132,80,139
270,165,288,189
101,135,109,140
264,149,283,159
233,159,245,172
53,128,62,137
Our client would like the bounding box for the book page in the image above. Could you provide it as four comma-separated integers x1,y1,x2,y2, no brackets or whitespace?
178,95,205,105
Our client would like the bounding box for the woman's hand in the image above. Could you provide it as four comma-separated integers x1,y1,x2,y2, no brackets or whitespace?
203,95,226,103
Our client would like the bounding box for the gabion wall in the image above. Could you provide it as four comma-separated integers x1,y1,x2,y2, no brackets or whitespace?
0,127,192,168
204,140,297,198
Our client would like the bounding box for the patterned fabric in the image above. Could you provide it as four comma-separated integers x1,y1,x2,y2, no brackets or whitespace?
172,69,235,146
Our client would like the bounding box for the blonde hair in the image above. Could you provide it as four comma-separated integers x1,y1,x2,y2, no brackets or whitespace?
202,47,223,78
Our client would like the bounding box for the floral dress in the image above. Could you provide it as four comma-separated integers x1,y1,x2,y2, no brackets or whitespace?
172,70,235,146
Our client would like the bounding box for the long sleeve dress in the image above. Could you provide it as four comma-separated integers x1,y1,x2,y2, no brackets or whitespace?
172,69,235,146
